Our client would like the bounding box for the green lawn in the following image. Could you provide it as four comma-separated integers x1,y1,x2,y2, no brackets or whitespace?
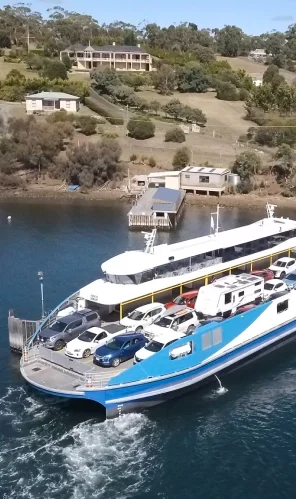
0,58,91,82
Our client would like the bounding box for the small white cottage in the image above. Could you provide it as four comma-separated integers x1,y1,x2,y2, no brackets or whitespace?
25,91,80,114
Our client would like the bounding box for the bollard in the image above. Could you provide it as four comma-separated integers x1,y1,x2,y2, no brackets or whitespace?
86,374,92,387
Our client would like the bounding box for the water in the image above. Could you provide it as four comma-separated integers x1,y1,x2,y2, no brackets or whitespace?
1,199,296,498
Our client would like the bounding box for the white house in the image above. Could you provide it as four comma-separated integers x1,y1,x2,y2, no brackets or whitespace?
25,91,80,114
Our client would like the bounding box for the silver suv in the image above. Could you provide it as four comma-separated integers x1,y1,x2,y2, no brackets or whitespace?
38,309,101,350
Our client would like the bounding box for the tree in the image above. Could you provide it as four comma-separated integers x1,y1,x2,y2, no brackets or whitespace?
5,69,26,86
123,29,137,46
216,82,239,101
152,64,175,95
162,99,183,120
215,25,248,57
75,115,97,135
42,60,68,80
263,64,280,84
232,151,261,181
165,127,186,143
127,115,155,139
149,100,161,115
181,106,207,125
120,73,145,91
273,144,296,181
62,54,72,71
111,85,134,103
177,62,209,93
25,53,44,70
91,67,121,94
172,146,190,170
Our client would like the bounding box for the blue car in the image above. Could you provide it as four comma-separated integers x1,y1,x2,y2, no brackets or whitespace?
93,333,147,368
283,271,296,289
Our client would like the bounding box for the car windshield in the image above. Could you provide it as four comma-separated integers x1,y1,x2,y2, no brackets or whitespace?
274,260,287,268
49,321,67,332
155,317,173,328
173,296,186,305
78,331,96,342
146,340,164,352
105,339,124,351
264,283,274,291
286,274,296,281
129,310,145,321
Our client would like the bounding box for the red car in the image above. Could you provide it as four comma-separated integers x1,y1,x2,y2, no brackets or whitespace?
165,290,198,310
250,269,274,282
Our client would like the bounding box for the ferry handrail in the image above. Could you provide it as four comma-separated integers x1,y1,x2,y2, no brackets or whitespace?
27,291,79,349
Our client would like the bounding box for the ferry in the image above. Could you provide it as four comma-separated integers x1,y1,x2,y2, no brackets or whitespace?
18,204,296,417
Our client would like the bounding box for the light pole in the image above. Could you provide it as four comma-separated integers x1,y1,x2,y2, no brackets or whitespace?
38,271,45,319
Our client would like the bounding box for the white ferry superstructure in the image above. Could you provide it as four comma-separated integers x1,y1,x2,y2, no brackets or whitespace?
79,205,296,315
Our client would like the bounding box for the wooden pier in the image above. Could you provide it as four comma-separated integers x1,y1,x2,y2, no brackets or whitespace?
128,187,186,230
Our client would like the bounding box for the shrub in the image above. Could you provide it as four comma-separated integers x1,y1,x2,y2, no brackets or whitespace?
148,156,156,167
0,174,24,189
172,147,190,170
216,82,239,101
236,180,253,194
130,154,137,162
62,54,72,71
141,155,148,163
75,115,97,135
165,127,186,143
85,97,124,125
46,110,75,123
102,131,119,139
127,116,155,140
42,60,68,80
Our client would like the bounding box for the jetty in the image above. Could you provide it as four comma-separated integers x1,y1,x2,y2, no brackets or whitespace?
128,186,185,229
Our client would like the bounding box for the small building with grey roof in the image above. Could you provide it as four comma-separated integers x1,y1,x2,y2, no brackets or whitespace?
128,187,185,230
25,91,80,114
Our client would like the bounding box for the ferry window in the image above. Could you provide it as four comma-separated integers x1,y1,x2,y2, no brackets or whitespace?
224,292,231,305
277,300,288,314
212,327,222,345
169,341,193,360
238,291,244,297
255,281,261,286
255,289,261,294
86,313,97,322
199,175,209,183
202,332,212,350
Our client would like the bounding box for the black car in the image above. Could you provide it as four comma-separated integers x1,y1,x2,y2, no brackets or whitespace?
38,308,101,350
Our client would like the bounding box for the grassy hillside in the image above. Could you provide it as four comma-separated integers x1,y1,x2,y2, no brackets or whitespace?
217,56,296,84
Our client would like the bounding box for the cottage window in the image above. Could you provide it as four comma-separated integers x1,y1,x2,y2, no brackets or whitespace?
185,174,190,179
199,175,209,183
65,101,71,108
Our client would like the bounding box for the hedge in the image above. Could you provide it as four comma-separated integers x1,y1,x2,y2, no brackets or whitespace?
85,96,124,125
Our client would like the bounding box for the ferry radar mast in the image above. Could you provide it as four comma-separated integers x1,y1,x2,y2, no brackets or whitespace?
266,203,277,219
210,205,220,236
142,228,157,254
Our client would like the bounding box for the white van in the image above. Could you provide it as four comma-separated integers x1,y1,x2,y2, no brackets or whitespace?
195,273,264,317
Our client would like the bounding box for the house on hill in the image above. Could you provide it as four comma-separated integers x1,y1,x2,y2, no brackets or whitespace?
60,43,152,72
25,92,80,114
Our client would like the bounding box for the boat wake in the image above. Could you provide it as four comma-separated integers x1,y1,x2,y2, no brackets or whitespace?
0,386,158,499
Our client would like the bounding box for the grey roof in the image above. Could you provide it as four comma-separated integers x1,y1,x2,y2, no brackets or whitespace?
152,187,182,204
153,202,177,213
182,166,229,175
63,43,86,51
65,44,147,54
26,91,79,100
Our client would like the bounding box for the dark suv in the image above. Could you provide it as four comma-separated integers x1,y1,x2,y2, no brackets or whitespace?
38,309,101,351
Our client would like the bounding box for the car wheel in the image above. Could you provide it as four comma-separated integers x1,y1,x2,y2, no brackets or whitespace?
83,349,91,358
280,271,286,279
54,339,65,351
186,325,195,335
112,357,120,368
136,326,143,332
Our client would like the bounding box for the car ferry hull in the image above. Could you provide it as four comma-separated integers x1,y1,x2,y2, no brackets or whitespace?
21,292,296,417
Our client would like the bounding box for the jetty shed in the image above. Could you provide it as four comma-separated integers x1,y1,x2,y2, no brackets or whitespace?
147,171,180,190
26,91,80,114
180,166,230,197
128,186,185,229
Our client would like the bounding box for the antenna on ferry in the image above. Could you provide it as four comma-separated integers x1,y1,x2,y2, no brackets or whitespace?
266,203,277,219
210,205,220,236
141,228,157,254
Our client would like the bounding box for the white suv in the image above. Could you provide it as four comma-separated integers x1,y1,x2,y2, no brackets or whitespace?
145,305,199,340
134,330,186,363
269,257,296,278
120,302,166,332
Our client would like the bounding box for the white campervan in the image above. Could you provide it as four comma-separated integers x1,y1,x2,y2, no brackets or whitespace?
194,273,264,318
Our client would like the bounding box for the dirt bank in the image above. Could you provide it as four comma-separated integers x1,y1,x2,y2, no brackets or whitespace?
0,186,295,210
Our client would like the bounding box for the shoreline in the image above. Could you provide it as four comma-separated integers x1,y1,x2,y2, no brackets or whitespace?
0,187,295,210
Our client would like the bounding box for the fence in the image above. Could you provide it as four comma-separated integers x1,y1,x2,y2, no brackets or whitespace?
8,315,41,352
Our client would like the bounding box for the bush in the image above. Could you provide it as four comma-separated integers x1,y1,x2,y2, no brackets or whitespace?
253,118,296,147
0,174,24,189
148,156,156,167
127,116,155,140
75,115,97,135
172,147,190,170
85,97,124,125
102,131,119,139
236,180,253,194
165,127,186,143
62,54,72,71
42,60,68,80
46,110,75,123
130,154,137,162
216,82,239,101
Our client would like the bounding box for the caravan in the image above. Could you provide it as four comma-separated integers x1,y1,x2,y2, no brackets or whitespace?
194,273,264,318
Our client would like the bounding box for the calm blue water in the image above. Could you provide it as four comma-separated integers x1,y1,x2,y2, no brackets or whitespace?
1,199,296,499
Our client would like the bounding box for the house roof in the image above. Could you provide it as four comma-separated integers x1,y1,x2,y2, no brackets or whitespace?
152,187,182,204
64,44,148,54
182,166,230,175
26,92,80,100
148,171,179,178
